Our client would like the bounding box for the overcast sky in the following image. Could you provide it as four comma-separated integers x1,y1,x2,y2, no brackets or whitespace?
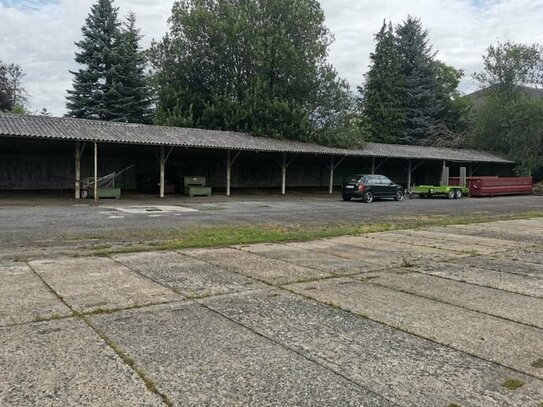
1,0,542,116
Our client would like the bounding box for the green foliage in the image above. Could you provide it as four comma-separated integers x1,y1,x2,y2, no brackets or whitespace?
112,12,153,123
9,104,29,115
359,21,405,144
359,17,467,146
433,61,471,133
151,0,362,147
475,95,543,176
474,41,542,100
0,61,27,112
473,41,543,177
395,16,439,144
66,0,151,123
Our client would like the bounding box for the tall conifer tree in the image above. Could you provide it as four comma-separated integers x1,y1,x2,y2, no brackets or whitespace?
359,21,405,143
67,0,150,123
112,13,152,123
67,0,121,119
395,16,439,144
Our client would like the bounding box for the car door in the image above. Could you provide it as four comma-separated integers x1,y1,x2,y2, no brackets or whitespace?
367,175,383,197
378,176,395,197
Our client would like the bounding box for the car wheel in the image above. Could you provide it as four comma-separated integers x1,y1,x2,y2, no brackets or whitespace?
394,190,404,201
363,191,373,203
455,189,463,199
342,193,351,201
448,189,455,199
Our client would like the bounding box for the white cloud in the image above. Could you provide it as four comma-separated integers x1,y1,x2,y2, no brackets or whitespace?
1,0,542,116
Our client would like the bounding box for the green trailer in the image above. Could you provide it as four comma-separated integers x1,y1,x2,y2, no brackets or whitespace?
412,184,468,199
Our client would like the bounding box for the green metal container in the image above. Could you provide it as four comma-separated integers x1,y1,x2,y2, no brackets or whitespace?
88,188,121,199
184,186,212,197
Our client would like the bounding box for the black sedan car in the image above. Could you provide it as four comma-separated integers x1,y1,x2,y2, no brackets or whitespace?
342,174,404,203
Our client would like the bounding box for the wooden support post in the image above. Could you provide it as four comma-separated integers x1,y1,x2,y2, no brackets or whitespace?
226,150,232,197
74,142,84,200
159,146,165,198
327,155,346,194
281,153,287,195
407,159,412,191
371,157,375,174
225,150,241,197
275,153,297,195
468,164,473,177
157,146,174,198
93,142,98,206
441,160,447,185
328,156,334,194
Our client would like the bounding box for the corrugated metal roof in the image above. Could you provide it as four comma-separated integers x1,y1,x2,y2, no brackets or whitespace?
0,114,512,163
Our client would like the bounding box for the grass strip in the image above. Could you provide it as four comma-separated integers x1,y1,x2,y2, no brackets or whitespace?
93,211,543,256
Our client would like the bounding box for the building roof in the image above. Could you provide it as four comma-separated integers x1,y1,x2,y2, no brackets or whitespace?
466,85,543,109
0,114,512,163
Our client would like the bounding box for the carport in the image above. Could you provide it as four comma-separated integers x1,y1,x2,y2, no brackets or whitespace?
0,114,513,202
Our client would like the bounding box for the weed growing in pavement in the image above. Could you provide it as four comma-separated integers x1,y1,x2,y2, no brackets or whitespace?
501,379,524,390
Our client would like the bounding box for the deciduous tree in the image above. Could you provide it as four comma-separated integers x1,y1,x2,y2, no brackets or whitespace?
151,0,362,146
473,42,543,176
0,61,27,112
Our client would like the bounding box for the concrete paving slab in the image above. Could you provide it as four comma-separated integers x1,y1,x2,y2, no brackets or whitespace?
286,239,407,266
29,257,182,313
0,318,163,406
396,229,524,249
89,302,392,407
286,277,543,378
181,247,330,285
328,235,467,262
112,251,265,299
239,242,382,275
354,270,543,328
366,231,505,255
414,263,543,298
203,289,543,407
461,255,543,279
508,250,543,265
0,263,72,326
442,222,543,244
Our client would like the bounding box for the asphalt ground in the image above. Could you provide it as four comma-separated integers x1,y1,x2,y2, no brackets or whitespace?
1,217,543,406
0,191,541,260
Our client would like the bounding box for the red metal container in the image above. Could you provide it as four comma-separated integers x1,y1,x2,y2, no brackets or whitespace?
449,177,533,197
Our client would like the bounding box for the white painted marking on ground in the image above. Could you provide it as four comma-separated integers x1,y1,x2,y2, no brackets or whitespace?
106,205,198,214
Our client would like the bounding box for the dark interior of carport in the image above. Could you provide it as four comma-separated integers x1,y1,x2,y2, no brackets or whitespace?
0,135,513,198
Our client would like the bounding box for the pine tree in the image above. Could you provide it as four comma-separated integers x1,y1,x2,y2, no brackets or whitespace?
395,16,440,144
359,21,405,143
66,0,121,120
110,13,152,123
66,1,151,123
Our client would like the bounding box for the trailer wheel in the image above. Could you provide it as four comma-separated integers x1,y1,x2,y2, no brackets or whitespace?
448,189,455,199
455,189,463,199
